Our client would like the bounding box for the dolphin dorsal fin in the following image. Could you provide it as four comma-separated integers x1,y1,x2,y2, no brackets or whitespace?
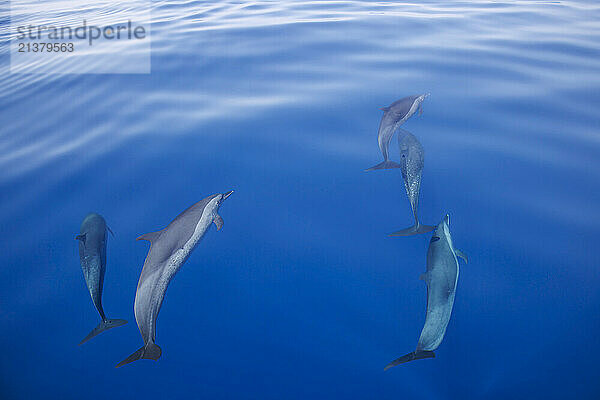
213,214,224,231
136,231,162,243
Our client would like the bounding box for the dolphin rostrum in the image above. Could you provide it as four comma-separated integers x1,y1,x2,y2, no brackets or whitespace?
389,129,435,236
366,94,429,171
116,191,234,368
385,214,467,370
76,213,127,345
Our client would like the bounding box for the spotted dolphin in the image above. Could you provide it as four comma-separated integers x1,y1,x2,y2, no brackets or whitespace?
116,191,234,368
389,129,435,236
76,213,126,345
366,94,429,171
385,214,467,370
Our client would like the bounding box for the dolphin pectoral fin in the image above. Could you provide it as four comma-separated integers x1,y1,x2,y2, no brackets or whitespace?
365,161,401,171
384,350,435,370
455,249,468,263
213,214,224,231
78,318,127,346
75,234,86,243
115,342,162,368
137,231,161,243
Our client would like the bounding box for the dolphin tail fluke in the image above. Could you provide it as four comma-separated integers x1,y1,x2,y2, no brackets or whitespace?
384,350,435,370
365,161,401,171
115,346,145,368
115,342,162,368
78,318,127,346
144,342,162,360
388,224,435,237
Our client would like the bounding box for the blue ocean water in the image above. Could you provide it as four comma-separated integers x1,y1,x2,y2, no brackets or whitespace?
1,1,599,398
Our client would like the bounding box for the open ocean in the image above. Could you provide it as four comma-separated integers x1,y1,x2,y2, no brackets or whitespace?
1,1,599,399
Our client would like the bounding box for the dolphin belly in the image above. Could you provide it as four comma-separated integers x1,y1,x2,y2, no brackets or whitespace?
418,234,459,351
134,270,161,344
417,290,456,351
401,97,421,124
367,120,400,171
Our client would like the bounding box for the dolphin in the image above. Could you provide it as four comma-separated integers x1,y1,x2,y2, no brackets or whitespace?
116,191,234,368
384,214,467,370
366,94,429,171
389,129,435,236
76,213,127,345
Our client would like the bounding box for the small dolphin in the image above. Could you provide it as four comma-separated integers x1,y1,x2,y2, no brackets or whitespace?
389,129,435,236
366,94,429,171
116,191,234,368
385,214,467,370
76,213,127,345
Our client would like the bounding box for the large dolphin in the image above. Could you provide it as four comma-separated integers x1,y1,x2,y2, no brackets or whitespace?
366,94,429,171
389,129,435,236
76,213,127,345
116,191,234,368
385,214,467,370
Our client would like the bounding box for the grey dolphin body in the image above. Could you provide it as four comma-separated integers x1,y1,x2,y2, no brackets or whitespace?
76,213,126,345
389,129,435,236
116,191,233,368
385,214,467,370
366,94,429,171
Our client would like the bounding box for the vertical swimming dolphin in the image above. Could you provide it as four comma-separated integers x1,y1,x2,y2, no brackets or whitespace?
385,214,467,370
76,213,126,345
366,94,429,171
389,129,435,236
116,191,234,368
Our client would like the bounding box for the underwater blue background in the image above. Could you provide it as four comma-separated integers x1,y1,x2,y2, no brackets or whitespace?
1,1,599,399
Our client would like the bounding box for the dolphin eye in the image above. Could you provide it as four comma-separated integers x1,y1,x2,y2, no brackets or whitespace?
430,236,440,242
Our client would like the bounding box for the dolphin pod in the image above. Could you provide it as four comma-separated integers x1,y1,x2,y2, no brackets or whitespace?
365,94,429,171
384,215,467,370
72,93,467,371
76,213,127,345
389,129,435,236
115,191,234,368
363,93,469,369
